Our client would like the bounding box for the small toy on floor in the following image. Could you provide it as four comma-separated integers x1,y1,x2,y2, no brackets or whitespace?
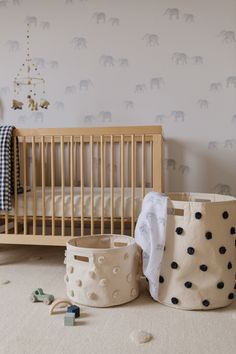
30,288,54,305
49,299,73,315
64,312,75,326
67,305,80,318
129,330,153,344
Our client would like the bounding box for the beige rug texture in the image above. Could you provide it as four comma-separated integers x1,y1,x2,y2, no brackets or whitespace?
0,245,235,354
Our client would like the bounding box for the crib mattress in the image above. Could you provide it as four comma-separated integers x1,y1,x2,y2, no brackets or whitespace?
6,187,151,219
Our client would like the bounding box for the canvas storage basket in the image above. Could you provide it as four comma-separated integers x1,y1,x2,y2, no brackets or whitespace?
158,193,236,310
64,235,141,307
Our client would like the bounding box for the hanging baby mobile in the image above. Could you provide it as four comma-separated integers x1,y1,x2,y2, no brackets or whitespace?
11,23,50,111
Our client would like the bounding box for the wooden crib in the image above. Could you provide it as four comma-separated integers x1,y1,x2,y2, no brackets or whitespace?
0,126,163,246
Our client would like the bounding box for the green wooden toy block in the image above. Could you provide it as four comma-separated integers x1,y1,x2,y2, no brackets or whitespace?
64,312,75,326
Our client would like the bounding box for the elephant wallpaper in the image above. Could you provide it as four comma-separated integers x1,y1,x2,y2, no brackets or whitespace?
0,0,236,195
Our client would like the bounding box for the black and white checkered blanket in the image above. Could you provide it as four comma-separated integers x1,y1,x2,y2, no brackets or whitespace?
0,126,21,211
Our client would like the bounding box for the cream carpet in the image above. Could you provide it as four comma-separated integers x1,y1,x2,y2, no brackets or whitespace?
0,245,235,354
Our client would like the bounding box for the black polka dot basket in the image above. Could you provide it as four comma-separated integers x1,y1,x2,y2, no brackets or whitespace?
64,235,141,307
158,193,236,310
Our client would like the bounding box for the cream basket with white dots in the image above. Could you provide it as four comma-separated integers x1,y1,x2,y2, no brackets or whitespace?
158,193,236,310
64,235,141,307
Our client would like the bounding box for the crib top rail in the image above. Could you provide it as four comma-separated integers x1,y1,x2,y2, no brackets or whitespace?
13,126,162,138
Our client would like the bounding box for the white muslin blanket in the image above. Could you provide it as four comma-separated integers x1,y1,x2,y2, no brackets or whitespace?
135,192,168,301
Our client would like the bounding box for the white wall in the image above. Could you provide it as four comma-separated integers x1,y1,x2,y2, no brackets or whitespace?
0,0,236,195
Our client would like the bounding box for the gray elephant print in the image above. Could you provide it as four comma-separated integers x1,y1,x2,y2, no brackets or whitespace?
224,139,236,148
150,77,165,89
13,0,22,5
171,110,185,122
232,114,236,123
118,58,129,67
25,16,37,27
99,111,112,122
65,85,77,94
5,40,20,52
164,8,180,20
0,86,10,95
226,76,236,88
109,17,120,26
72,37,87,49
218,31,236,43
179,165,190,174
48,60,59,69
33,57,46,69
172,52,188,64
164,158,176,170
191,56,203,65
124,101,134,109
155,114,166,123
183,13,194,22
32,112,44,123
99,55,115,67
213,183,231,195
84,115,95,124
79,80,93,90
0,0,7,7
208,141,218,149
197,99,209,109
135,84,146,93
40,21,50,30
143,34,159,46
209,82,222,92
54,101,64,110
93,12,106,24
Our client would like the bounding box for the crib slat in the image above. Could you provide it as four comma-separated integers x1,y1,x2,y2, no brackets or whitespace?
100,136,104,234
104,140,106,187
51,136,55,236
14,136,18,234
150,140,153,188
4,212,8,234
110,135,114,234
75,141,78,187
80,136,84,236
32,136,37,235
90,135,94,235
23,137,27,235
41,136,46,236
68,141,70,186
70,136,74,237
131,134,136,236
142,134,145,200
121,135,124,234
61,136,65,236
127,141,131,187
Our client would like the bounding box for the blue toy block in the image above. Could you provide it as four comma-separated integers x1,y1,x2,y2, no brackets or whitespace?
64,312,75,326
67,305,80,318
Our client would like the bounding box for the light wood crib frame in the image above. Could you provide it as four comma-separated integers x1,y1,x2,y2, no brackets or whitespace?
0,126,163,246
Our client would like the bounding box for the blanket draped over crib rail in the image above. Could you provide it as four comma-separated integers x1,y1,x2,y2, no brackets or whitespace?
0,126,21,211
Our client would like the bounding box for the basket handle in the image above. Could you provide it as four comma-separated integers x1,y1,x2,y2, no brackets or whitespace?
168,208,184,216
74,255,89,263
